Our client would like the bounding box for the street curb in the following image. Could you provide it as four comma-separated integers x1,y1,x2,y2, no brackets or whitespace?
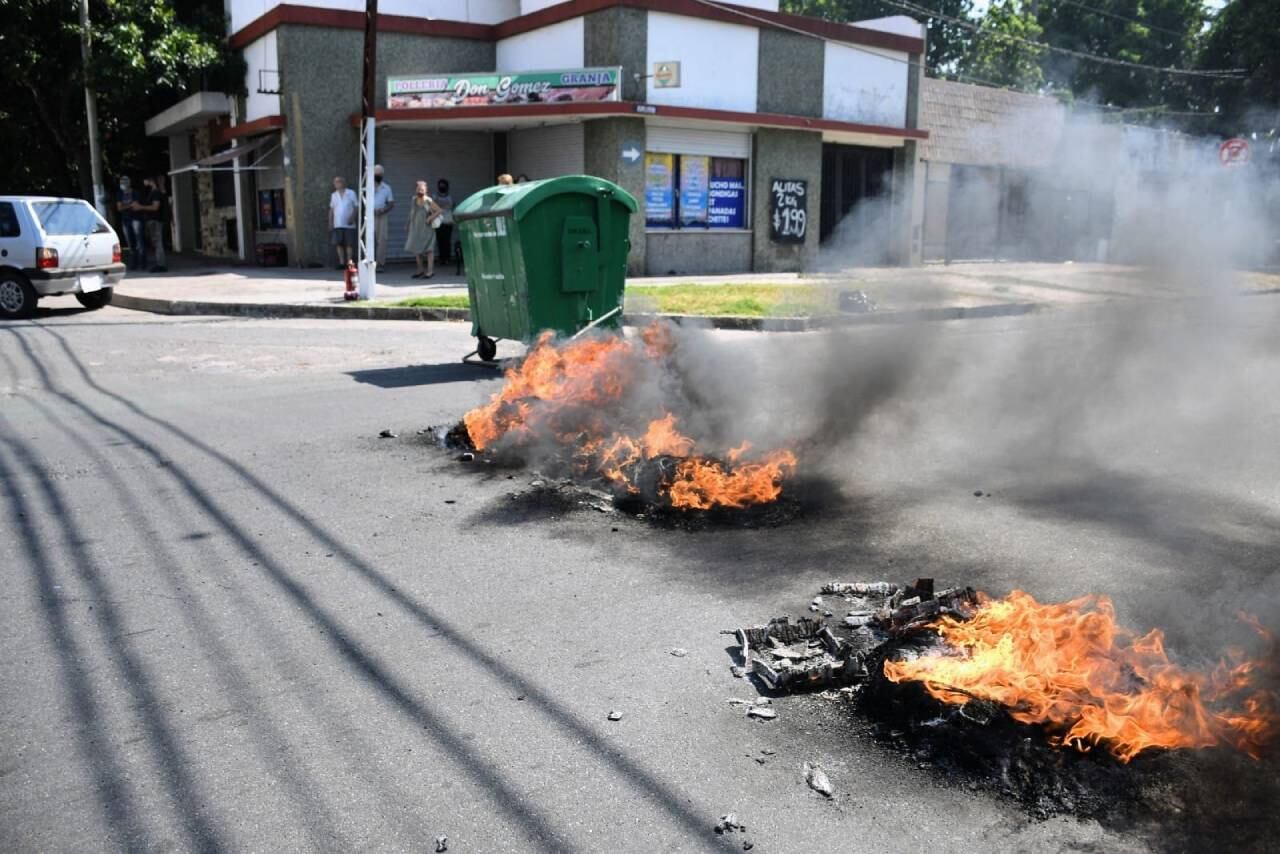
113,292,1041,331
113,293,472,323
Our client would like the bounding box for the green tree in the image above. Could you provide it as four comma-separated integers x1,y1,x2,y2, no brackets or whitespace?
1034,0,1205,109
0,0,242,197
781,0,976,78
1195,0,1280,135
964,0,1046,91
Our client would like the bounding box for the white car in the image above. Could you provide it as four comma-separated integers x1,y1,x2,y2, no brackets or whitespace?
0,195,126,319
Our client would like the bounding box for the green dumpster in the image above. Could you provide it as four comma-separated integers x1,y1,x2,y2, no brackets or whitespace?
453,175,637,362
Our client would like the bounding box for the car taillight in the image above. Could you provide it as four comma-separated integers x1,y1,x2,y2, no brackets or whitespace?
112,243,122,263
36,247,58,269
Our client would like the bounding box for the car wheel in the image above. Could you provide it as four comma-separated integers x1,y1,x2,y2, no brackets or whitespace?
0,272,36,319
75,287,113,310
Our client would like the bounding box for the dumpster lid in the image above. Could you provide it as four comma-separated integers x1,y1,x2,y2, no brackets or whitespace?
454,175,638,223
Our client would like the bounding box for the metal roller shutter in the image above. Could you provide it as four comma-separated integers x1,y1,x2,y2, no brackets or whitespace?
508,124,585,181
376,128,494,260
646,125,751,158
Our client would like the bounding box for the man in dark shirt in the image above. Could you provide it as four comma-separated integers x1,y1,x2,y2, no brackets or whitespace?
115,176,146,270
138,177,168,272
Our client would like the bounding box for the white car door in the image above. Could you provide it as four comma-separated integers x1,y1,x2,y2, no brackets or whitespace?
28,199,117,271
0,201,26,269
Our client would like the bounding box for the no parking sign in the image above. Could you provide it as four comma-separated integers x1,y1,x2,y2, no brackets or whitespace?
1219,138,1250,168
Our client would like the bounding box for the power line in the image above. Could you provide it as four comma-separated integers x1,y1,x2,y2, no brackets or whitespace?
884,0,1246,77
685,0,1231,119
1053,0,1194,40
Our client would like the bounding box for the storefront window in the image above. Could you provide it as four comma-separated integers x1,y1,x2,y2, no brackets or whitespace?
646,153,748,229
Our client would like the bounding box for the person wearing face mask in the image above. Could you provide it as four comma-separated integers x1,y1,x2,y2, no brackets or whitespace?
115,176,146,270
372,164,394,271
137,176,168,272
434,179,454,265
404,180,442,279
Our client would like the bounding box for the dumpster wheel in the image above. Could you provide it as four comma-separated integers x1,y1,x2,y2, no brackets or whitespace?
462,335,501,367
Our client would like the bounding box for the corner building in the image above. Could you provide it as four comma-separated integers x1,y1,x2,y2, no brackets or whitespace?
147,0,929,274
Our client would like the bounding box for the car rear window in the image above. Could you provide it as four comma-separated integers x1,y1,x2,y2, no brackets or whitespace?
31,201,109,235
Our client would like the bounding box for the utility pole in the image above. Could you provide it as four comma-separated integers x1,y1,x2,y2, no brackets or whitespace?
79,0,106,216
357,0,378,299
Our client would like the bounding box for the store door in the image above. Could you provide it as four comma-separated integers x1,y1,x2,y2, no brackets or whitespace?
377,128,494,261
819,143,895,263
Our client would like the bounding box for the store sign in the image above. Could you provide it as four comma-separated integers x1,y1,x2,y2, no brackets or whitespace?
387,67,621,108
679,155,710,225
645,153,675,224
709,177,746,228
769,178,807,243
653,61,681,89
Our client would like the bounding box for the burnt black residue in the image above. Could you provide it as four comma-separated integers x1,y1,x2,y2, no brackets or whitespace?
426,422,837,530
856,640,1280,852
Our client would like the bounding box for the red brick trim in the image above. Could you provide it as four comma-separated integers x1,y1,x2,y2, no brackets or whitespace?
493,0,923,53
212,114,287,145
229,0,924,54
228,4,492,49
358,101,927,140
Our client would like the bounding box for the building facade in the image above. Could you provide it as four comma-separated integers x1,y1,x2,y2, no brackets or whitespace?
146,0,929,274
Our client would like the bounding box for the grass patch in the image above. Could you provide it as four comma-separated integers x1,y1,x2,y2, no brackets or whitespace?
627,284,831,317
383,294,471,309
385,284,835,317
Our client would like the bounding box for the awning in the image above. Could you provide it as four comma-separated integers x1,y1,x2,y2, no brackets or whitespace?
145,92,232,137
169,136,279,175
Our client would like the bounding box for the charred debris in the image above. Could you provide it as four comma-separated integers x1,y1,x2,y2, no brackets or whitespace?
726,580,1279,826
430,421,815,528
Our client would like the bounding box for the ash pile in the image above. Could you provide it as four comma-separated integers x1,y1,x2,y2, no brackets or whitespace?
724,581,1279,827
725,579,977,692
431,422,812,529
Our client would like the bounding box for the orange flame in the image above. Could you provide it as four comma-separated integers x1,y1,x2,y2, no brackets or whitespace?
462,326,796,509
883,590,1279,762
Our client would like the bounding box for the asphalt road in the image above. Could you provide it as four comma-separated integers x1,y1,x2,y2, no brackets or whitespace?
2,296,1278,853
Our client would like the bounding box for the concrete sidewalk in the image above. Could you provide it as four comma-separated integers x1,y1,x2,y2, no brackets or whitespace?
111,259,1280,327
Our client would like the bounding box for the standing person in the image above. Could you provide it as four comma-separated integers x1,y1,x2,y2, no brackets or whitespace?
138,176,168,272
434,179,454,265
115,176,145,270
404,180,441,279
496,174,514,186
328,176,358,269
372,164,394,271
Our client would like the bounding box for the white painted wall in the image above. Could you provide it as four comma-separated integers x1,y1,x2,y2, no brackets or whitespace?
381,0,516,22
227,0,519,39
646,13,758,113
823,42,908,128
496,18,584,71
850,15,925,38
243,31,281,122
519,0,564,14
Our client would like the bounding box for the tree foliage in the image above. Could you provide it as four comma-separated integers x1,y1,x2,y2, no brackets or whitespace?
964,0,1046,92
0,0,242,197
1195,0,1280,135
1034,0,1205,109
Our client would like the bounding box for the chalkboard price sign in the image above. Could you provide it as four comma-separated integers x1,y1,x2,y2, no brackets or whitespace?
769,178,808,244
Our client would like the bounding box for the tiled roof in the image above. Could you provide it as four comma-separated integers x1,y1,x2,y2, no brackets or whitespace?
920,77,1066,169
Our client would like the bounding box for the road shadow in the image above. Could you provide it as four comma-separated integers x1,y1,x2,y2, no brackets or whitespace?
348,362,487,388
7,322,730,852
